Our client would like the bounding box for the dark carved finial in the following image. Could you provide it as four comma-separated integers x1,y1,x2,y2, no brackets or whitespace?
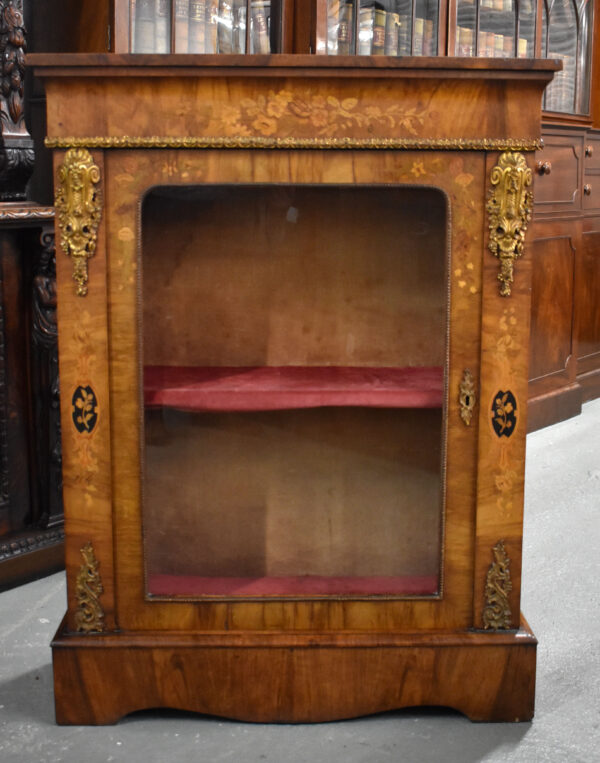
0,0,34,201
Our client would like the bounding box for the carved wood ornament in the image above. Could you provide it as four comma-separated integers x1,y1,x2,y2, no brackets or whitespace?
0,0,34,199
55,149,102,296
487,152,533,297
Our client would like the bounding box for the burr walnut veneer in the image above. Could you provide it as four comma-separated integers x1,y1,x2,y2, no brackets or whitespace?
31,54,557,724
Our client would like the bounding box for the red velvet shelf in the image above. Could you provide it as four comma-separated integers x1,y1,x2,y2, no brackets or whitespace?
148,574,439,597
144,366,444,412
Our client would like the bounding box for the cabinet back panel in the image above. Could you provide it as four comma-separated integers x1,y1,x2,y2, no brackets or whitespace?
141,186,447,368
143,406,442,592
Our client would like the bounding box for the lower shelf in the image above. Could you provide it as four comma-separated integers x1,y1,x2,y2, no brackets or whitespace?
147,573,439,597
52,615,537,724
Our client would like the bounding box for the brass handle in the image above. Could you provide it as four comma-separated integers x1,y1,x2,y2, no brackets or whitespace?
536,161,552,175
584,184,592,196
586,145,594,157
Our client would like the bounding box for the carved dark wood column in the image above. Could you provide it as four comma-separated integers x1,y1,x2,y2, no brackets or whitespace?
0,0,34,200
0,1,64,590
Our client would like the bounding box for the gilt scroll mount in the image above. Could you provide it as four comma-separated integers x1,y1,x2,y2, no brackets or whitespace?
55,149,102,297
487,152,533,297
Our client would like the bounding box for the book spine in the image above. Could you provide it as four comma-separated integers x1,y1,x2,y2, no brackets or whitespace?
251,1,270,54
413,16,424,56
327,0,341,55
175,0,190,52
232,0,246,53
423,18,433,56
205,0,219,54
397,13,410,55
372,8,386,56
134,0,156,53
358,7,373,56
384,12,399,56
189,0,206,53
218,0,234,54
337,2,353,55
155,0,171,53
456,26,474,57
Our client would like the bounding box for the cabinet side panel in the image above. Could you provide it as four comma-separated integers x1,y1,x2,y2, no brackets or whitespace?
54,150,116,632
473,151,534,628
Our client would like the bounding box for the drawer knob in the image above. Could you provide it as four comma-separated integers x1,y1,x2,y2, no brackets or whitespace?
584,184,592,196
536,161,552,175
586,145,594,157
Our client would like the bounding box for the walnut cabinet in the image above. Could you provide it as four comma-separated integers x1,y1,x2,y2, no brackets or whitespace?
30,54,557,724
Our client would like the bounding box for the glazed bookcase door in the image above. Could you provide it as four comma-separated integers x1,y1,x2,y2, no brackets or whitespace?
541,0,594,114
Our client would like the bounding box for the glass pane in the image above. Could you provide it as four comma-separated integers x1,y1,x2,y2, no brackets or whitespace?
130,0,279,53
456,0,524,57
576,0,593,113
479,0,517,57
141,185,448,599
543,0,577,112
132,0,172,53
326,1,439,56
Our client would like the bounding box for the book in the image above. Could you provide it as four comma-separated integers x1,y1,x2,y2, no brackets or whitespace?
358,5,372,56
337,2,354,55
232,0,247,53
424,19,434,55
155,0,171,53
372,8,386,56
327,0,341,55
250,1,270,54
413,16,424,55
397,13,410,55
175,0,190,52
134,0,156,53
218,0,234,54
189,0,206,53
456,26,474,57
384,12,400,56
205,0,219,53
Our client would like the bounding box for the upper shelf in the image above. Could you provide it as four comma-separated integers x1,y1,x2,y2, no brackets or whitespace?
144,366,444,412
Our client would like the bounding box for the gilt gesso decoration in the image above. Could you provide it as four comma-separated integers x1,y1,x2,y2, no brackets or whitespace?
487,152,533,297
55,149,102,296
483,541,512,630
74,542,105,633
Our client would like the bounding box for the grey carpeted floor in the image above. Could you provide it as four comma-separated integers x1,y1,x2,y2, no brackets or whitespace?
1,399,598,763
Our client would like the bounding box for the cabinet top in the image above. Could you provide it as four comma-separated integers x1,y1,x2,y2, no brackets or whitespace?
29,53,560,81
34,54,559,147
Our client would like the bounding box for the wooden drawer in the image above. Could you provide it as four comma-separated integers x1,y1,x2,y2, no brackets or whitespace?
582,178,600,210
583,135,600,174
534,134,583,214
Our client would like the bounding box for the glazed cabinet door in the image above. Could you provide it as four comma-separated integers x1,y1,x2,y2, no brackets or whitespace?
95,148,487,634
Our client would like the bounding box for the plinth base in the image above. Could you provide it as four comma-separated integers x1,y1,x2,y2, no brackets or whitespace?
52,615,537,725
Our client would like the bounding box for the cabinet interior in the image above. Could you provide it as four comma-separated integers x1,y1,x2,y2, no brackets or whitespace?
140,184,448,598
